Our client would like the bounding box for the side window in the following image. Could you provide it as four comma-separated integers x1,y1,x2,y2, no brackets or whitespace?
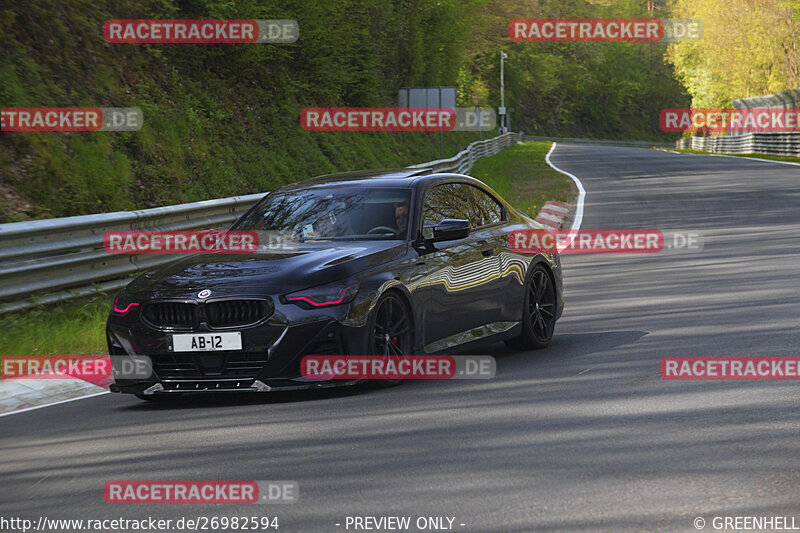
467,185,504,227
421,183,504,237
421,184,469,237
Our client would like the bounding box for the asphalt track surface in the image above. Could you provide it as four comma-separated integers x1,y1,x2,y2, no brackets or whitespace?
2,144,800,532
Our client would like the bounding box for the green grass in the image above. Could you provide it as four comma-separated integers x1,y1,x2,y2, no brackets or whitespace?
0,293,112,356
470,141,577,218
659,147,800,164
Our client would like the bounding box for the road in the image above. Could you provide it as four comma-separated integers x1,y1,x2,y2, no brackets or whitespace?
2,144,800,532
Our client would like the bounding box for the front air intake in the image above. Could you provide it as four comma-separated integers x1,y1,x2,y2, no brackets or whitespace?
205,299,273,328
143,302,197,329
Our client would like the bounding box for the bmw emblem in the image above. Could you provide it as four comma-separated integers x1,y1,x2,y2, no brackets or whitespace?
197,289,212,299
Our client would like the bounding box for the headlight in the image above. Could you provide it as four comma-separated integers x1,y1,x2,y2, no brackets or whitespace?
111,290,140,316
283,281,359,307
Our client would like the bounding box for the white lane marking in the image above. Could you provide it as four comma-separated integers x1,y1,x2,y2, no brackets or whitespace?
545,142,585,247
0,390,110,418
545,142,585,231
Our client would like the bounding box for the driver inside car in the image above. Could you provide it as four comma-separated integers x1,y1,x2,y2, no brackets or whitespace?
360,200,409,237
394,201,409,234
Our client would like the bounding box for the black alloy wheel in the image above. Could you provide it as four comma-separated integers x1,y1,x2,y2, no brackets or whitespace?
506,264,556,350
369,292,412,387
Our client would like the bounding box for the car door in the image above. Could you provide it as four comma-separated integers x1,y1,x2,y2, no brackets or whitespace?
464,184,520,323
417,182,505,350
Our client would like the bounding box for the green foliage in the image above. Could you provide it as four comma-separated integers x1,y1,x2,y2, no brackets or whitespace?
0,0,479,221
0,0,689,222
669,0,800,107
457,0,690,140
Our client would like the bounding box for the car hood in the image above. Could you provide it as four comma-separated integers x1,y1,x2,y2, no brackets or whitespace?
127,240,408,298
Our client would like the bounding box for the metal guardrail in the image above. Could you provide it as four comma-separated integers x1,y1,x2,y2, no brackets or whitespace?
408,132,520,173
675,132,800,156
730,88,800,134
524,135,675,148
0,133,521,313
678,87,800,154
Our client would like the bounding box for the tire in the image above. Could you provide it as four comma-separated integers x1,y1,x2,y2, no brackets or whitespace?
367,291,413,388
505,264,557,350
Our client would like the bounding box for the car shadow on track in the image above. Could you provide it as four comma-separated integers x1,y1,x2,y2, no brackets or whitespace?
465,329,649,363
118,329,647,411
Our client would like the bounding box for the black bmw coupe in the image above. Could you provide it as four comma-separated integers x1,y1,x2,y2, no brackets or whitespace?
107,168,563,399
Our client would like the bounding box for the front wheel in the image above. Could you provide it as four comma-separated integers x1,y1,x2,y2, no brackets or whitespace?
367,291,413,387
505,264,557,350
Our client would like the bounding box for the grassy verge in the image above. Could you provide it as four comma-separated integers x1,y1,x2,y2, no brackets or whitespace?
0,293,112,356
470,141,577,218
658,147,800,164
0,141,573,356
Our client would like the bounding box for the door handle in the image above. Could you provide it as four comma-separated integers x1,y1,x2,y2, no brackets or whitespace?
481,248,495,257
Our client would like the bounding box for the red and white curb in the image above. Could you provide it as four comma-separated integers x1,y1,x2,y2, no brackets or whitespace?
0,358,112,417
534,201,570,229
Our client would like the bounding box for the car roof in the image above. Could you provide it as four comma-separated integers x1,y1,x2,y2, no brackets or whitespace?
274,168,483,192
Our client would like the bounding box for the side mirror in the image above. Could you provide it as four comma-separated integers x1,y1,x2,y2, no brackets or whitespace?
431,219,471,242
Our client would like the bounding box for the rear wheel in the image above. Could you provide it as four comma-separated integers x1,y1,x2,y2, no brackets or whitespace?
368,291,412,387
505,264,557,350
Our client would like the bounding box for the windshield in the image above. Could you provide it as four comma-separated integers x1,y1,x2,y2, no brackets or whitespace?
233,187,412,241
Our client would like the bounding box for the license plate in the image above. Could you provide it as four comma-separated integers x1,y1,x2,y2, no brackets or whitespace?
172,332,242,352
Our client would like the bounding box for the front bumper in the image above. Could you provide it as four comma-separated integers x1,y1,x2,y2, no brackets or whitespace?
108,378,363,396
107,298,371,396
